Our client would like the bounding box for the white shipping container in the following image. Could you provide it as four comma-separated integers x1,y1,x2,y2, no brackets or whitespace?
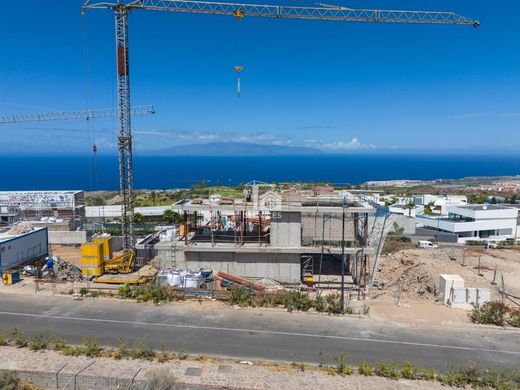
0,228,48,271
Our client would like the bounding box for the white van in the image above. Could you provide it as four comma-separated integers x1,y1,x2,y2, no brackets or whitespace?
417,240,439,249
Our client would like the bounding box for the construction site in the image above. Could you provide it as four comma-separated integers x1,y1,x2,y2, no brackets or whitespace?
0,0,482,304
6,2,520,389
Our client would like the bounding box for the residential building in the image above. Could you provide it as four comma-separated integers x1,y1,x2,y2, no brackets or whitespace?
416,204,519,243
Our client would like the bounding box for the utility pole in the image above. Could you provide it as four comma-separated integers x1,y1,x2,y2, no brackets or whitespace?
341,196,346,312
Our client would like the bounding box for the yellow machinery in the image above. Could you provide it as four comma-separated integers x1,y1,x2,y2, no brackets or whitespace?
103,250,136,274
2,270,20,285
81,242,104,277
92,235,113,261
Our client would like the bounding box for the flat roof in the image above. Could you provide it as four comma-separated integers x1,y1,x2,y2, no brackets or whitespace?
455,204,515,211
0,227,47,243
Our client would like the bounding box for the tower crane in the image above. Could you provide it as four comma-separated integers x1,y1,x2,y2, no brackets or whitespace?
82,0,479,251
0,104,155,124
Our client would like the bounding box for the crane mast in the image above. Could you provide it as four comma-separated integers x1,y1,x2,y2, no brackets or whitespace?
115,6,134,251
83,0,479,251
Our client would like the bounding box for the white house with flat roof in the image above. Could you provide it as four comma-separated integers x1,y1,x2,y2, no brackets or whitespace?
416,204,519,243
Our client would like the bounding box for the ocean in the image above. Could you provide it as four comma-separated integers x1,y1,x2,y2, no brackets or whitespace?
1,154,519,191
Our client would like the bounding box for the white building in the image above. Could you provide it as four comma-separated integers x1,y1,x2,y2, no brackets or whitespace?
0,227,48,272
416,204,519,243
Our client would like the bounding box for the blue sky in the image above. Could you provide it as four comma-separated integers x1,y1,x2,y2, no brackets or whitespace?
0,0,519,155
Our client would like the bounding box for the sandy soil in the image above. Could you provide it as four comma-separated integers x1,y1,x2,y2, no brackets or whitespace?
367,247,520,326
49,244,83,266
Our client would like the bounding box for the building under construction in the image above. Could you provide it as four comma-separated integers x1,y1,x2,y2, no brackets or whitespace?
138,183,398,291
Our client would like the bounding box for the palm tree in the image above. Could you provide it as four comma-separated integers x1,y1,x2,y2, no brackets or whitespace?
133,212,144,223
404,202,415,217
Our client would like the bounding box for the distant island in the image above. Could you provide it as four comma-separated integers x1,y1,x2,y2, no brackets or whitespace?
147,142,322,156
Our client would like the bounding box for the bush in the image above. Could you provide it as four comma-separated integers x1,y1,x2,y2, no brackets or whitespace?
470,302,507,326
114,338,130,359
28,333,48,351
375,361,400,379
10,328,27,348
0,370,20,390
118,283,132,299
82,336,101,357
333,353,352,376
508,310,520,328
229,287,254,307
400,361,419,379
283,291,312,312
79,287,88,297
358,361,373,376
49,336,67,351
139,368,177,390
0,330,7,346
313,296,326,312
90,290,99,298
418,367,437,381
176,349,188,360
325,294,344,315
130,340,156,360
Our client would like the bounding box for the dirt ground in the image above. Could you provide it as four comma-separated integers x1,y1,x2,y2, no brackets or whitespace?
49,244,82,266
367,247,520,326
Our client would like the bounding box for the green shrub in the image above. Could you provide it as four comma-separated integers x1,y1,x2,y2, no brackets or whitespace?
362,304,371,315
400,361,419,379
508,310,520,328
283,291,312,312
0,370,20,390
118,283,132,299
176,348,188,360
418,367,437,381
470,302,507,326
61,345,83,356
358,361,373,376
130,340,156,360
79,287,88,297
114,338,130,359
313,296,326,312
229,286,254,307
82,336,101,357
28,333,48,351
325,294,344,315
438,367,467,387
375,361,400,379
10,328,27,348
90,290,99,298
49,335,67,351
0,330,7,346
333,353,352,376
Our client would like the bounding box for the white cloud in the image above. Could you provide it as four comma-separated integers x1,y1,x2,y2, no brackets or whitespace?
310,138,375,151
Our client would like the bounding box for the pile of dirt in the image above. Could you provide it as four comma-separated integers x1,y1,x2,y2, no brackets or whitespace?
375,252,438,300
7,221,34,235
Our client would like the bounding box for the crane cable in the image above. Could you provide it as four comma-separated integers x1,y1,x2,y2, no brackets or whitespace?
234,13,245,97
81,12,99,190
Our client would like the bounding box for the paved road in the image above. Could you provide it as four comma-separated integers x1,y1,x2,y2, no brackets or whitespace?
0,295,519,370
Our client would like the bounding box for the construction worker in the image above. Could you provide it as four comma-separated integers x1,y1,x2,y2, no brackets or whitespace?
44,257,55,278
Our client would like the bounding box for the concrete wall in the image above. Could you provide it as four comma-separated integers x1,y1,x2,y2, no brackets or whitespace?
270,211,301,247
301,211,355,244
185,251,301,283
48,230,87,245
388,215,416,235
